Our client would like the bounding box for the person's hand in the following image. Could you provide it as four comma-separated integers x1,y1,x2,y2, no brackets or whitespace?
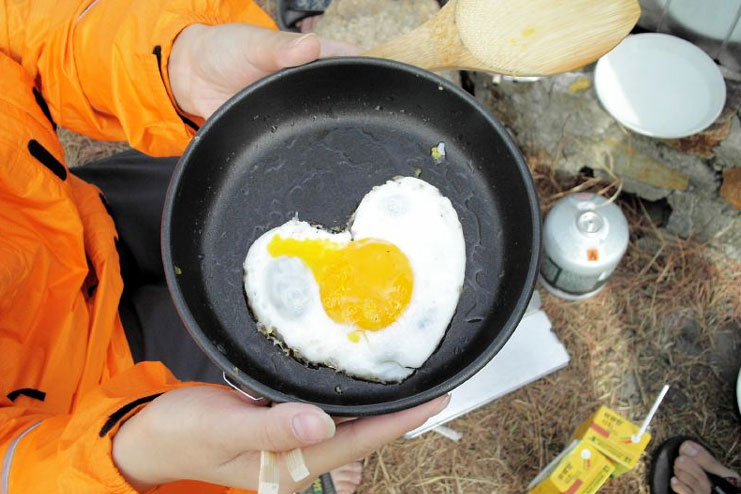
112,385,449,493
168,24,359,120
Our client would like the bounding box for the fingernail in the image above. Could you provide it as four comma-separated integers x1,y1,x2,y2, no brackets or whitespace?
434,394,451,414
290,33,314,48
671,477,678,484
682,442,699,456
677,456,686,464
292,413,336,443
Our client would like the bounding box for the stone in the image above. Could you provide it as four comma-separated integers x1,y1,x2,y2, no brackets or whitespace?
714,116,741,171
471,70,714,198
590,137,689,196
666,190,741,260
712,324,741,385
313,0,439,50
471,69,740,259
663,109,734,159
473,70,617,181
720,168,741,210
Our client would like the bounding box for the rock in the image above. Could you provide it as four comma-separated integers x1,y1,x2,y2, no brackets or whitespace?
473,70,616,175
666,190,741,259
471,70,714,199
714,116,741,171
720,168,741,210
471,69,740,259
313,0,439,50
711,321,741,383
589,137,690,199
712,323,741,385
675,317,704,357
663,109,734,159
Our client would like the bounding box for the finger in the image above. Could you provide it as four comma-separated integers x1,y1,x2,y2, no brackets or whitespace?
241,28,322,72
301,394,450,476
224,402,336,452
319,38,362,58
670,476,693,494
675,455,711,493
218,397,448,493
680,441,739,480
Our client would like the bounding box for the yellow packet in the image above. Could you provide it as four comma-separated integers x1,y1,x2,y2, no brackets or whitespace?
529,439,615,494
572,406,651,477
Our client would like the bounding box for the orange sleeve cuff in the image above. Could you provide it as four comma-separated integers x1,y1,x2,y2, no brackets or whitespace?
5,363,192,493
40,0,277,157
156,1,279,129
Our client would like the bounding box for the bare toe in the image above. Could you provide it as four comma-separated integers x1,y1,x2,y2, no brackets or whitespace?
679,441,740,482
670,476,693,494
330,461,363,494
674,465,707,494
334,480,358,494
674,455,711,493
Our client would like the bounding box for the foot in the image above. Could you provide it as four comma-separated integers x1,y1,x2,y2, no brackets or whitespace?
329,461,363,494
671,440,740,494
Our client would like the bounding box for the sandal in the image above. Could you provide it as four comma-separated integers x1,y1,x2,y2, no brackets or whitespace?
650,436,741,494
277,0,332,32
298,473,337,494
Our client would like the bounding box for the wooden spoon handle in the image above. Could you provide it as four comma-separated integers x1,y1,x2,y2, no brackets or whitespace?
362,0,484,72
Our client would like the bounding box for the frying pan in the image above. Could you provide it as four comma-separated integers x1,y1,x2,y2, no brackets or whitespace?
162,58,540,416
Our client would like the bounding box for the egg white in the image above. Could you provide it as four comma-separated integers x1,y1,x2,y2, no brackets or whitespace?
243,176,466,382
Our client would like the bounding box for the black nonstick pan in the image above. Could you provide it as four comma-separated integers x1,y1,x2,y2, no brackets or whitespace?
162,58,540,416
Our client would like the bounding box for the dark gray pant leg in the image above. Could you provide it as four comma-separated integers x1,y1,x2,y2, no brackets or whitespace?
72,151,222,384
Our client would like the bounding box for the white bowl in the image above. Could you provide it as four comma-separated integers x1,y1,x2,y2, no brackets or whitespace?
594,33,726,139
659,0,741,43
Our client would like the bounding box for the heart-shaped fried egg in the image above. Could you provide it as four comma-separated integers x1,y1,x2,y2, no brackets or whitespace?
244,177,465,382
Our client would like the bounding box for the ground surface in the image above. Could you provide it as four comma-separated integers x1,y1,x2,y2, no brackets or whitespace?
58,1,741,492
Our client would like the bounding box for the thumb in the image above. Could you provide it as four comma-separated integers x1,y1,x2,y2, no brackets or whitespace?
245,29,322,72
233,402,336,452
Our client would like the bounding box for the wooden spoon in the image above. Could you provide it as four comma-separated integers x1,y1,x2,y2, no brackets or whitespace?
363,0,641,76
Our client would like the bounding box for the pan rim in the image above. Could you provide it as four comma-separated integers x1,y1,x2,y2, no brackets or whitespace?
161,57,541,415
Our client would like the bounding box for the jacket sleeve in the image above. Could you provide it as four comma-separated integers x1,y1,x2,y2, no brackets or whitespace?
0,50,241,493
0,0,276,156
2,364,190,494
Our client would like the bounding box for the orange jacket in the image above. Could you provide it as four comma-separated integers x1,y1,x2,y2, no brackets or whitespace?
0,1,275,492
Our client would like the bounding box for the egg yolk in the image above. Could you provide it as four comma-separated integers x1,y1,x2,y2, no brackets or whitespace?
267,235,413,338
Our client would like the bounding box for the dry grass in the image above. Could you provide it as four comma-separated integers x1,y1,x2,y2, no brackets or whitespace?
359,152,741,494
57,127,130,168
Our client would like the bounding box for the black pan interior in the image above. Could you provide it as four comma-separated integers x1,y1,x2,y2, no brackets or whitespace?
163,58,540,415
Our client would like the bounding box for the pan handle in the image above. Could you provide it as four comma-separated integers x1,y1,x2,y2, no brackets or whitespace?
222,372,267,403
